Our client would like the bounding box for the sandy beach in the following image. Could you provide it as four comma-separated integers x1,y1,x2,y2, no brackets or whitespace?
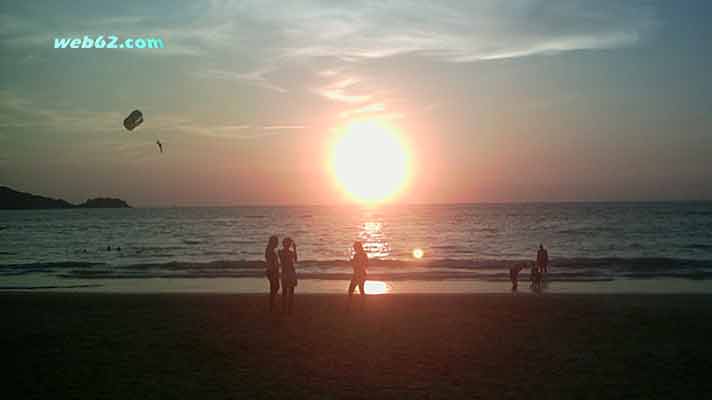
5,293,712,399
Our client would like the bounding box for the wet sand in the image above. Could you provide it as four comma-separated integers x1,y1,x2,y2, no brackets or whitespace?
5,293,712,399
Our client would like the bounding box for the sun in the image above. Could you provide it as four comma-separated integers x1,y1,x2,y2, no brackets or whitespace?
330,119,411,203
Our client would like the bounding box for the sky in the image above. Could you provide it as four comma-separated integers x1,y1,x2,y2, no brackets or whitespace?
1,0,711,206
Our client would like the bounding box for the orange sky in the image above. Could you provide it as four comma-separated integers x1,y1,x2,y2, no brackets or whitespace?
2,1,712,205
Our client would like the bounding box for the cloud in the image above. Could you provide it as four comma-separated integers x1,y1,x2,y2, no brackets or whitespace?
0,1,658,130
339,102,385,119
197,0,656,115
317,90,370,104
459,32,641,62
3,1,657,62
0,13,52,47
226,0,657,63
195,68,287,93
0,90,120,132
220,125,251,130
318,68,343,78
314,77,372,104
0,12,236,56
0,90,306,141
150,116,308,139
148,118,253,139
261,125,307,130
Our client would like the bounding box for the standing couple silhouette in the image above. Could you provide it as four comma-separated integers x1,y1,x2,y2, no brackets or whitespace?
264,236,368,314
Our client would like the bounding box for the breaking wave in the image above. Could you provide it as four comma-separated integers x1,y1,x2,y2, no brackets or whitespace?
2,257,711,281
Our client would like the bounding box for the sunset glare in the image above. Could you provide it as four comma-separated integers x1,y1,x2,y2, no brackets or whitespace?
330,120,410,203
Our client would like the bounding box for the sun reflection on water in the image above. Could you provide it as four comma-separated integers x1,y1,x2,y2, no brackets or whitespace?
354,221,391,258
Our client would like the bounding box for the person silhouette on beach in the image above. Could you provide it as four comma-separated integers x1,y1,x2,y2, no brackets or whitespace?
530,263,543,291
265,235,280,312
510,263,526,292
278,237,298,314
537,244,549,274
348,241,369,309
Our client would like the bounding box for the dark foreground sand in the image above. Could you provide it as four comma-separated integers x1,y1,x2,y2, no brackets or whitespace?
5,293,712,399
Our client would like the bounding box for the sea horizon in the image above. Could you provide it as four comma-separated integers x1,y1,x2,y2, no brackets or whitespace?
3,202,711,294
7,199,712,209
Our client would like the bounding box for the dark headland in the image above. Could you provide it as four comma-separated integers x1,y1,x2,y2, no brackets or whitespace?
0,186,130,209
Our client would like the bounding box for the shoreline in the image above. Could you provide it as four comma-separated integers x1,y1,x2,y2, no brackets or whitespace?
2,257,712,295
2,276,712,294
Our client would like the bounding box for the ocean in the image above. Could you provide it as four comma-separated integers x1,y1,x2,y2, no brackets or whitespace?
2,203,712,293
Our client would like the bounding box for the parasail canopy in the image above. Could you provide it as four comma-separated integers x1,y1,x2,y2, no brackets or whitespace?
123,110,144,131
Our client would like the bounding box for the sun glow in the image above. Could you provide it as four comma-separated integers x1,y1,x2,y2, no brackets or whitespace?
330,120,411,203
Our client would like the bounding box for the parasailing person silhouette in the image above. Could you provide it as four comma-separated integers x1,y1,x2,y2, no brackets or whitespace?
123,109,164,153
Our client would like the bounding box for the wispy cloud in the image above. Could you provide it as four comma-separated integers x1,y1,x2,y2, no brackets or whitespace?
339,102,385,119
226,0,657,63
0,12,236,56
0,1,659,133
195,68,287,93
151,117,307,139
0,90,120,132
0,91,300,140
155,120,254,139
318,68,343,78
262,125,307,130
314,77,372,104
0,13,52,47
462,32,641,62
200,0,656,115
2,1,657,62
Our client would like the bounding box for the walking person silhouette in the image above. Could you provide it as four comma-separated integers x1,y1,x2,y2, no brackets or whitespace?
348,241,368,310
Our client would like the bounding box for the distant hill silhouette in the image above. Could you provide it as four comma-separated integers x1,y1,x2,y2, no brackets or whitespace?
77,198,131,208
0,186,130,209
